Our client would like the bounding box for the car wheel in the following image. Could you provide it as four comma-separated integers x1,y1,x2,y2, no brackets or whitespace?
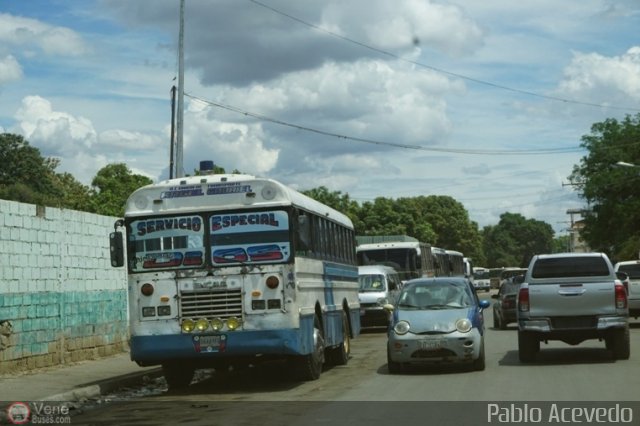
326,311,350,366
293,315,325,380
498,313,507,330
610,327,630,360
387,346,402,374
162,362,195,390
473,341,486,371
518,331,539,363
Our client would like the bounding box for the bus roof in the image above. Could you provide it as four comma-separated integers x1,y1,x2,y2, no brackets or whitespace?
356,241,429,251
123,173,353,228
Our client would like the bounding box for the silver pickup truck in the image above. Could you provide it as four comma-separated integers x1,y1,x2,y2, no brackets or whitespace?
517,252,630,362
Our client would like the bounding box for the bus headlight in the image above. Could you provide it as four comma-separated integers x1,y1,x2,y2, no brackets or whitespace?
195,318,209,332
211,318,224,331
227,317,241,330
181,319,195,333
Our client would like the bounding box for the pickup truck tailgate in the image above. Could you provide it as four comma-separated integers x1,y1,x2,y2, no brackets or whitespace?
528,280,617,317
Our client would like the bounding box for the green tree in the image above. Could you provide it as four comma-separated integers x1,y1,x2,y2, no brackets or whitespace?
483,212,554,267
410,195,484,264
302,186,364,232
88,163,153,216
569,113,640,259
0,133,61,205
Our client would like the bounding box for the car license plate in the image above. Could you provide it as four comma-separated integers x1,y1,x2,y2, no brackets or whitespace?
193,334,226,353
420,339,442,350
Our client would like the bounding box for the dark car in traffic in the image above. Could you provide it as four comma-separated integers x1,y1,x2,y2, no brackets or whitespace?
492,274,524,329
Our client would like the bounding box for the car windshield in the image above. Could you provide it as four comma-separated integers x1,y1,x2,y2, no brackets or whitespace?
359,274,385,292
397,282,471,310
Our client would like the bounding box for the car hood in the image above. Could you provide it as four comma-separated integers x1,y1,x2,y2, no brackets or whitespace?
396,308,473,334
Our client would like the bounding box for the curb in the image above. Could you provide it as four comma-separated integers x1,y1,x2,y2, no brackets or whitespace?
43,368,164,402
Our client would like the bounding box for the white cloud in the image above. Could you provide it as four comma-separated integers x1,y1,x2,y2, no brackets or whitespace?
0,13,88,56
0,55,22,84
557,46,640,102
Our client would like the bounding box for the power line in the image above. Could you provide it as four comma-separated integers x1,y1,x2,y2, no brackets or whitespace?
185,92,585,156
248,0,640,113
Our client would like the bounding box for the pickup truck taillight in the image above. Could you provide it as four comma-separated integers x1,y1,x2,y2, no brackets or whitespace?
615,282,628,309
518,287,529,312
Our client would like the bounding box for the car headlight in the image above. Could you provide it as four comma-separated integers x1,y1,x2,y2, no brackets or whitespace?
393,320,410,335
456,318,472,333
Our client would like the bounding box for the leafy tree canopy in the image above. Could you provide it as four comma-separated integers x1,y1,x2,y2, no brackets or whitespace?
483,212,553,268
569,113,640,260
88,163,153,217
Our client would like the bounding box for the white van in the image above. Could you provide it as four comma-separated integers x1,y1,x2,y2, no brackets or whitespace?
358,265,402,327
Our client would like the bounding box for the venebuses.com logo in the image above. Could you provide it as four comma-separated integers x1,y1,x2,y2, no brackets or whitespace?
5,401,72,424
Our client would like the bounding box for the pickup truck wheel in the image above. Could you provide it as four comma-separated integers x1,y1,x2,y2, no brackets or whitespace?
518,331,538,363
610,327,630,360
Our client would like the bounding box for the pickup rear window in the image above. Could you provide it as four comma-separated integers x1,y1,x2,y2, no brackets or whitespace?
531,257,610,278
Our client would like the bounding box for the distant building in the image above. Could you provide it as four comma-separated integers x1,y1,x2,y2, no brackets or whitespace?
566,208,590,253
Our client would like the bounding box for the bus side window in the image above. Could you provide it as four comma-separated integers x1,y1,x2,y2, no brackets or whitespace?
297,213,311,253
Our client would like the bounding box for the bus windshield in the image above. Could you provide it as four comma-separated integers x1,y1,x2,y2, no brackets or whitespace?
210,210,291,265
128,210,292,272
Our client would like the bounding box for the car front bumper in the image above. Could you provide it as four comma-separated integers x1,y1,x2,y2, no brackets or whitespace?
387,328,483,364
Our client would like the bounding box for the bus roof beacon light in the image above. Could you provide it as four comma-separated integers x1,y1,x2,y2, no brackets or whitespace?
200,160,215,175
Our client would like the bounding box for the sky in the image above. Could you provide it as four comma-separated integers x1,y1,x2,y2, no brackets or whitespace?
1,0,640,236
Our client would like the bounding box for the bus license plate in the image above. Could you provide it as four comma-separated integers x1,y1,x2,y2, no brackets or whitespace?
193,335,226,353
420,339,442,350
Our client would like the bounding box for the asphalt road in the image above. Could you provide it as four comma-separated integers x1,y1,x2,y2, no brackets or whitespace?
71,291,640,425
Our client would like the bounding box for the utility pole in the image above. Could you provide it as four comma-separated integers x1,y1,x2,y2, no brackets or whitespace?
175,0,185,178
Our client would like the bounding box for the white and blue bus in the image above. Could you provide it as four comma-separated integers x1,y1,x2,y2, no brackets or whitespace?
356,238,437,282
109,169,360,388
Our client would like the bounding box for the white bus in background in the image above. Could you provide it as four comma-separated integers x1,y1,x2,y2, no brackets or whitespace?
446,249,466,277
109,164,360,389
356,237,437,282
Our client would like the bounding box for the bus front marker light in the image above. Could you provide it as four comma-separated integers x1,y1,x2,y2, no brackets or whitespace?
251,290,262,297
266,276,279,289
181,319,195,332
142,307,156,317
211,318,224,331
157,305,171,316
195,318,209,331
160,296,170,302
141,283,154,296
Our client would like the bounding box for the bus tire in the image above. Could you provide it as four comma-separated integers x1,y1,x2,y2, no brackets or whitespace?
162,362,195,390
327,311,350,366
294,316,325,381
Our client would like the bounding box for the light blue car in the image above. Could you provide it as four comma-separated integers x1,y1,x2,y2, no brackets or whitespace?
386,277,490,373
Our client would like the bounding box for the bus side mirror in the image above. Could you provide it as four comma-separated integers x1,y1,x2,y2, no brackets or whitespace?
110,231,125,267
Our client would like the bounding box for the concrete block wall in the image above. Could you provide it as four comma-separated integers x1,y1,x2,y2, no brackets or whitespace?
0,199,128,374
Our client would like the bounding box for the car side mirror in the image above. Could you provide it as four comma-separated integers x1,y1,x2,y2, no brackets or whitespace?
616,271,628,281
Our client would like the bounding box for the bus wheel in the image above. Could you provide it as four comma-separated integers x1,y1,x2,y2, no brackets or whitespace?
294,316,325,380
162,362,195,390
327,311,350,366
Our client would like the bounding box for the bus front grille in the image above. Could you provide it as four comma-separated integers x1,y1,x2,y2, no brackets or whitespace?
180,289,243,319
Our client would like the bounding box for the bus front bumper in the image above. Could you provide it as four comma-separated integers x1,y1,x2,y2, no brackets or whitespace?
130,329,305,365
